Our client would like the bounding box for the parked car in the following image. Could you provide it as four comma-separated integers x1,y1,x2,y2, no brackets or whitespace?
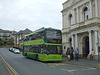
9,48,13,51
11,48,16,52
13,49,20,54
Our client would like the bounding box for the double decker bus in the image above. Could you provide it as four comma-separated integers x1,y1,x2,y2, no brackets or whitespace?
23,28,62,62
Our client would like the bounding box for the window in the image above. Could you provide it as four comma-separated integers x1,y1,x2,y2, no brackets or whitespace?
46,30,61,39
31,32,44,40
69,14,72,25
84,7,88,20
20,34,21,40
64,46,66,50
45,45,62,54
27,45,43,53
17,35,19,44
69,38,72,47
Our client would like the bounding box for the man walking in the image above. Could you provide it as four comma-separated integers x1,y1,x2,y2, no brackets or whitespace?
75,48,79,61
70,47,74,60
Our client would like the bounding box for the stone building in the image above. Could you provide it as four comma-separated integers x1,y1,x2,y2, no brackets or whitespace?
14,28,32,50
61,0,100,60
0,29,16,47
0,29,14,40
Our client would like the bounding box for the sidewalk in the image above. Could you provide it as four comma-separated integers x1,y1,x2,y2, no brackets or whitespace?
62,57,100,69
0,56,10,75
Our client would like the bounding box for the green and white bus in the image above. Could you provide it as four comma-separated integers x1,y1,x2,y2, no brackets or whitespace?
23,28,62,62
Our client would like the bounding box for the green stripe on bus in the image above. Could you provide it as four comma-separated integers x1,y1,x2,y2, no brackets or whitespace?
23,39,44,46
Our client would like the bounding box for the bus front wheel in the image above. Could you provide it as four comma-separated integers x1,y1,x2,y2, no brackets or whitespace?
36,55,39,60
25,53,27,56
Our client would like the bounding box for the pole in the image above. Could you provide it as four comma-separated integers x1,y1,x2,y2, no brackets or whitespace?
98,46,100,68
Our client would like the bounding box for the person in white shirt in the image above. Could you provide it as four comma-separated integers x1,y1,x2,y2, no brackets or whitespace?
90,49,94,60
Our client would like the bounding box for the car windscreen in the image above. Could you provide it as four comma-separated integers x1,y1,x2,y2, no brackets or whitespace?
14,50,20,52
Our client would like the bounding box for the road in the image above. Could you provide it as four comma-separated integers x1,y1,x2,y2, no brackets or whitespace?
0,48,100,75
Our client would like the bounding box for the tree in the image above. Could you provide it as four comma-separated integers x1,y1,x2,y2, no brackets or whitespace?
0,38,3,46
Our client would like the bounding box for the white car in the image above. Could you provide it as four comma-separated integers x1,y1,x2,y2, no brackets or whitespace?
13,49,20,54
9,48,13,51
12,48,16,52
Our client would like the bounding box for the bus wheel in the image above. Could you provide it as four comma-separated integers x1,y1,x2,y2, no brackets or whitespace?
25,53,27,56
36,55,39,60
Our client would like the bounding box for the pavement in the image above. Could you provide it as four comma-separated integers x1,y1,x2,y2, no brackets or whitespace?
62,57,100,69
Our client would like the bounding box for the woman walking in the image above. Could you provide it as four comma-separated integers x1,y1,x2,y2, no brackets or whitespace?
90,49,94,60
66,47,70,61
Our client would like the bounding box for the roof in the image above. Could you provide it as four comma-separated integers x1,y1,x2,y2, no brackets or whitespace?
18,28,33,34
0,29,12,33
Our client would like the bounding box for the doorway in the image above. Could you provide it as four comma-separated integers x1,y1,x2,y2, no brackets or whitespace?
83,36,89,57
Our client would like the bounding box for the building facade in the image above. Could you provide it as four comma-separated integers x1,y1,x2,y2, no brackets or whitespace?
62,0,100,60
0,29,15,47
14,28,32,50
0,29,14,40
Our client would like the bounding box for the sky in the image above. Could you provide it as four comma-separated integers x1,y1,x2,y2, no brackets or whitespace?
0,0,67,32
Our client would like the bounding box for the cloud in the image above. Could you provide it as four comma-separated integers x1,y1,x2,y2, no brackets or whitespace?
0,0,66,31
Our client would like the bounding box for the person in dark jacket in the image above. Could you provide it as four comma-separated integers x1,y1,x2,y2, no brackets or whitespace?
70,47,74,60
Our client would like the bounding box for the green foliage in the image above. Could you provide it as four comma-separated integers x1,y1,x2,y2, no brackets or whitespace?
0,38,14,46
0,38,3,45
0,38,2,41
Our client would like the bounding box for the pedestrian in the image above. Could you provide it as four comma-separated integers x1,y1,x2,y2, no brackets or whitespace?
75,48,79,61
70,47,74,60
66,47,70,61
90,49,94,60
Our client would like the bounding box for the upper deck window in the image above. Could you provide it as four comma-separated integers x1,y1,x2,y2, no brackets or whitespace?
46,30,61,39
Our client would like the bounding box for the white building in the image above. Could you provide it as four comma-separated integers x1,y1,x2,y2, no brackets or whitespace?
61,0,100,60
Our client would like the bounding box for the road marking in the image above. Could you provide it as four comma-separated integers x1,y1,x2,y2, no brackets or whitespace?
88,67,97,70
48,63,69,66
63,62,99,69
0,55,19,75
61,68,78,73
1,58,13,75
50,66,55,68
40,62,46,65
81,69,88,71
48,62,97,73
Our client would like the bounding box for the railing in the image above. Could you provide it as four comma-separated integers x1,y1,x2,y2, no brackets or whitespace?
62,17,100,33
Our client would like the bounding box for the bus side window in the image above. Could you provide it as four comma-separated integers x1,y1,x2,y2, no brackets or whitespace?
40,45,43,53
31,35,35,40
40,48,43,54
57,46,60,53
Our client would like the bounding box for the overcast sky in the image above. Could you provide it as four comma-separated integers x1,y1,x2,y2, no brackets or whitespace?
0,0,66,31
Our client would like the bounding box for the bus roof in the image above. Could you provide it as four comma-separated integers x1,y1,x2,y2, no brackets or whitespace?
24,28,61,37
